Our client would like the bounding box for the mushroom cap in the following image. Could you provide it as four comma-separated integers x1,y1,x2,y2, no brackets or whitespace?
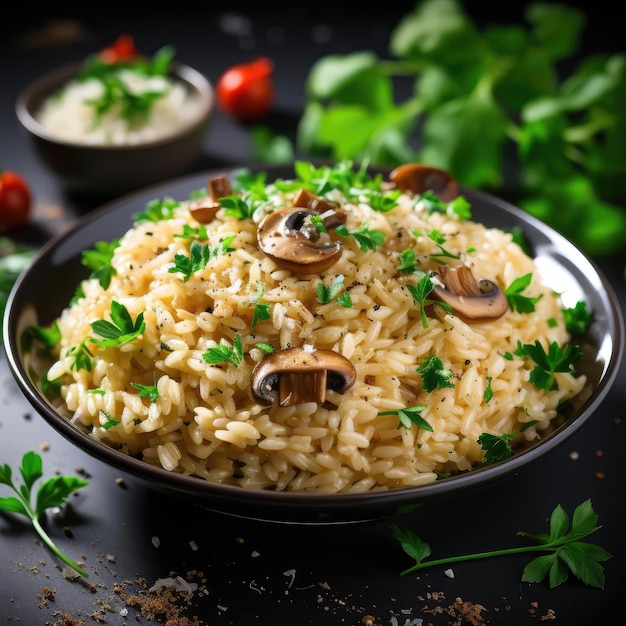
389,163,458,202
188,198,220,223
188,174,232,224
250,346,357,406
432,265,508,322
257,206,343,274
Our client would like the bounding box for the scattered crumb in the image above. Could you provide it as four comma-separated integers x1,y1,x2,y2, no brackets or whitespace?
444,568,455,579
569,451,579,461
422,594,488,625
115,477,127,488
40,441,50,451
595,449,604,458
595,472,606,479
37,586,56,608
75,466,92,479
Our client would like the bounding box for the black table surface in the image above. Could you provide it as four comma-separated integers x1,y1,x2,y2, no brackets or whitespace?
1,5,625,625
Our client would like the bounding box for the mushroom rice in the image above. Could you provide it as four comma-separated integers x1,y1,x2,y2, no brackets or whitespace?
37,161,587,493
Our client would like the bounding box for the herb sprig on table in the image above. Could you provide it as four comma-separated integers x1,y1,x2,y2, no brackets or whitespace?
0,451,89,578
392,499,611,589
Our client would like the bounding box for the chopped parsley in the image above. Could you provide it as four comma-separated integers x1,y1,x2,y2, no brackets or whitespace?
416,355,455,392
378,405,433,432
514,340,583,391
89,301,145,347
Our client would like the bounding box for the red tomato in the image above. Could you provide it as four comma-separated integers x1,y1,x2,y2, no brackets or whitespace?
216,58,274,123
99,34,139,64
0,171,32,233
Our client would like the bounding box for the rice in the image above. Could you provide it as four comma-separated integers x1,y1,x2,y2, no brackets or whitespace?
39,163,587,493
36,69,198,145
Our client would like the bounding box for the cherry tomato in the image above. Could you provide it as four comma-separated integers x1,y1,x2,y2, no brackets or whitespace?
99,34,139,64
0,171,32,233
216,57,274,123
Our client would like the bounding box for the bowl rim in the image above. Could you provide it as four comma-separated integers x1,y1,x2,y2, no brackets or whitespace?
15,61,214,151
4,164,624,523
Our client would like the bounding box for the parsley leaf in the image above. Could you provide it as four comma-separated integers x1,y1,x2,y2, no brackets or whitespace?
89,300,146,347
397,249,423,274
169,241,211,281
132,197,179,223
202,334,244,367
515,339,583,391
391,500,611,589
417,355,455,392
81,239,119,289
562,300,592,335
67,340,94,371
131,372,160,403
478,432,516,464
378,405,432,432
335,221,386,251
0,451,89,578
317,274,351,306
505,273,543,313
405,273,453,328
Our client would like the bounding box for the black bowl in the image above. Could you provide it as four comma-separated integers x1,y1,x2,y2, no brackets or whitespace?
4,165,624,524
15,62,214,196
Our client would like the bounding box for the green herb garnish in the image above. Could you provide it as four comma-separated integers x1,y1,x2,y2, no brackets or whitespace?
562,300,592,335
89,300,146,347
478,432,516,464
132,197,179,224
78,45,175,127
378,405,432,432
67,340,94,372
131,372,160,403
202,334,244,367
317,274,352,306
335,221,386,251
0,451,89,578
391,499,611,589
514,339,583,391
406,273,453,328
416,355,455,392
81,239,119,289
505,273,543,313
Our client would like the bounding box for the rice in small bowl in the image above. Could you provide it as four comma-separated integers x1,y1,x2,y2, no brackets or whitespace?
15,40,213,195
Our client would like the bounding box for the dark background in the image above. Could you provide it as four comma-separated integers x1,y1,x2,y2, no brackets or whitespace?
1,2,625,625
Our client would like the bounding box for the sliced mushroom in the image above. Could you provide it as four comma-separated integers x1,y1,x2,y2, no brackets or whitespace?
257,206,343,274
432,265,508,322
293,188,347,228
188,175,232,223
250,346,356,407
389,163,458,202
